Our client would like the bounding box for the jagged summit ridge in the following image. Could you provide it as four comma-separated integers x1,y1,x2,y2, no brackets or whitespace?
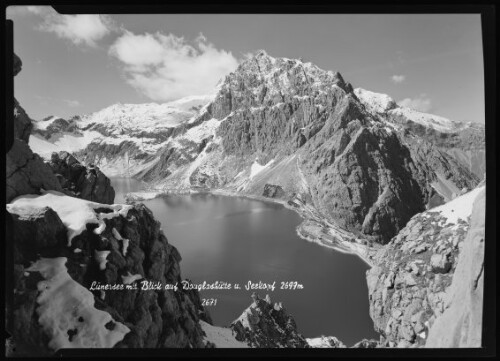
222,50,354,100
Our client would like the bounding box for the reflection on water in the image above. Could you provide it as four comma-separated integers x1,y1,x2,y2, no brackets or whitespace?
111,178,377,346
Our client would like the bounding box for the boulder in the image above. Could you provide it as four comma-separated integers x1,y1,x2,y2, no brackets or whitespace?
262,184,285,199
430,253,452,273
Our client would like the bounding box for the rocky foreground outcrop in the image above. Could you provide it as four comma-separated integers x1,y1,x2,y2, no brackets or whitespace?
48,151,115,204
6,54,63,203
6,53,212,355
366,185,485,347
230,293,309,348
7,196,210,354
425,188,485,347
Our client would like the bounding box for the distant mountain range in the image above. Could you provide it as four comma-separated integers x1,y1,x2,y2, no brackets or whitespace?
30,50,485,244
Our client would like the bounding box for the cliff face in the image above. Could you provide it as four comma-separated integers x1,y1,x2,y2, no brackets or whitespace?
425,188,485,347
366,186,485,347
6,54,211,355
6,55,63,203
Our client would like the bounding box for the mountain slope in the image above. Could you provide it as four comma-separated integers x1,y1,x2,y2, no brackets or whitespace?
31,51,481,244
29,95,213,177
354,88,486,179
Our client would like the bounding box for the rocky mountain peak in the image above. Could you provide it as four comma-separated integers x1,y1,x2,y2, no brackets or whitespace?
222,51,353,100
354,88,398,114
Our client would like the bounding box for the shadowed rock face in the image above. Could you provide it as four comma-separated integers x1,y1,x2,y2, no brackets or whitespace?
425,188,485,348
49,151,115,204
230,294,309,348
6,53,63,203
7,131,63,203
13,99,33,144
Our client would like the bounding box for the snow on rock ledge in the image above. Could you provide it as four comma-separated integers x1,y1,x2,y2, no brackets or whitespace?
7,191,132,246
306,336,347,348
200,321,249,348
26,257,130,350
428,186,485,226
7,199,211,353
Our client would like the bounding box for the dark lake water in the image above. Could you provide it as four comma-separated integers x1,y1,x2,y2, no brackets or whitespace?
111,177,378,346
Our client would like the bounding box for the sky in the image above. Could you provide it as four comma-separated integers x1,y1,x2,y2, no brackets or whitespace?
7,7,485,123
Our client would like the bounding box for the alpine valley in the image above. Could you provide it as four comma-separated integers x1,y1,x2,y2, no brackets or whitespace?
7,51,486,352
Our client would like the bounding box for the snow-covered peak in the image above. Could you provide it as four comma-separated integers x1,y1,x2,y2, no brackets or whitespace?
354,88,397,113
79,94,213,133
388,107,467,133
355,87,478,133
33,115,64,130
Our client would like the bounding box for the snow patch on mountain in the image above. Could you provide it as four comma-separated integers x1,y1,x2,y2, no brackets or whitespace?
389,107,464,133
430,185,485,225
7,191,132,245
26,257,130,350
200,321,249,348
306,336,347,348
30,131,103,160
355,87,474,133
250,159,274,179
79,94,213,132
180,118,221,144
33,116,62,130
354,88,397,114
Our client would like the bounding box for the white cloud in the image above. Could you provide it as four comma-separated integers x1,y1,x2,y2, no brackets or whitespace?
109,31,239,101
10,6,114,47
398,93,432,112
64,99,81,107
391,74,406,84
39,13,114,47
